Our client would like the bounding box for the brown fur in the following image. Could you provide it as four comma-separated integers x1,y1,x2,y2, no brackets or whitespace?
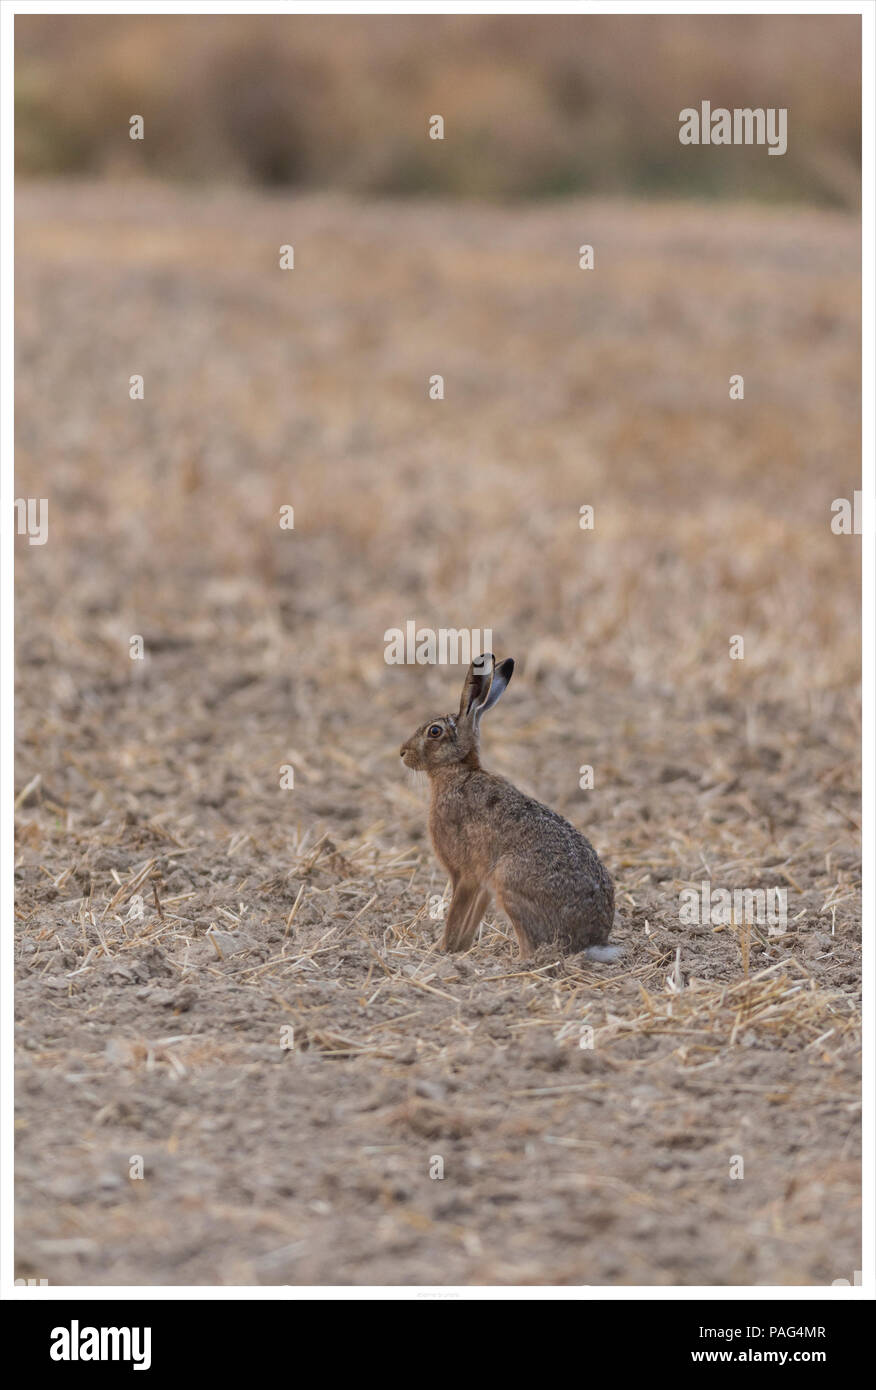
400,656,615,958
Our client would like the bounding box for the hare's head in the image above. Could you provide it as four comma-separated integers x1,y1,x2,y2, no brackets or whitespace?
400,654,514,774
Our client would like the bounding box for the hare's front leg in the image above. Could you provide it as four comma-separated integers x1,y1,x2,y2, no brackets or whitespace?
441,881,489,953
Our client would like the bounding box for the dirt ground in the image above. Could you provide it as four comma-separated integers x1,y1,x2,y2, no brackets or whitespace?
14,182,861,1286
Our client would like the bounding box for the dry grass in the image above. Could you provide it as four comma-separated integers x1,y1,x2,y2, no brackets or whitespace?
15,14,861,204
14,182,860,1285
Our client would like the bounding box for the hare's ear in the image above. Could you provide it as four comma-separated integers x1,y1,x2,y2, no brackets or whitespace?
478,657,514,715
459,653,494,720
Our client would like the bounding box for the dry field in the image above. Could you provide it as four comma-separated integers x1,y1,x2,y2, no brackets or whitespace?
16,14,861,205
14,181,861,1286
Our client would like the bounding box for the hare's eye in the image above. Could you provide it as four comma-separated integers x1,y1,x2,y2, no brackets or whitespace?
428,724,443,738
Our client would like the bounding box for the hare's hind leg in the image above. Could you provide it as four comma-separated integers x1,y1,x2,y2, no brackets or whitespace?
441,881,490,953
488,876,543,958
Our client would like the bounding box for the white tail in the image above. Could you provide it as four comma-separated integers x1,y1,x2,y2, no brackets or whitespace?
583,944,622,963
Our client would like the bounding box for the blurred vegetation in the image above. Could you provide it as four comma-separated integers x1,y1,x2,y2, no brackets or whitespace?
15,13,861,205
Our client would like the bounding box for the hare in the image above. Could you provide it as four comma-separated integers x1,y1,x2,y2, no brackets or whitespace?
400,654,619,961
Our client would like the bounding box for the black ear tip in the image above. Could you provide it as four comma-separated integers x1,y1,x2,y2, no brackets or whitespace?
499,658,514,677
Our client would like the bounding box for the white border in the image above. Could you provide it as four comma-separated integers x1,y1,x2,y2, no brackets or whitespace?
2,0,871,1303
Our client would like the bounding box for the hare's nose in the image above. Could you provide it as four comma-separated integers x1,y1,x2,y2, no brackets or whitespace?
399,745,407,757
